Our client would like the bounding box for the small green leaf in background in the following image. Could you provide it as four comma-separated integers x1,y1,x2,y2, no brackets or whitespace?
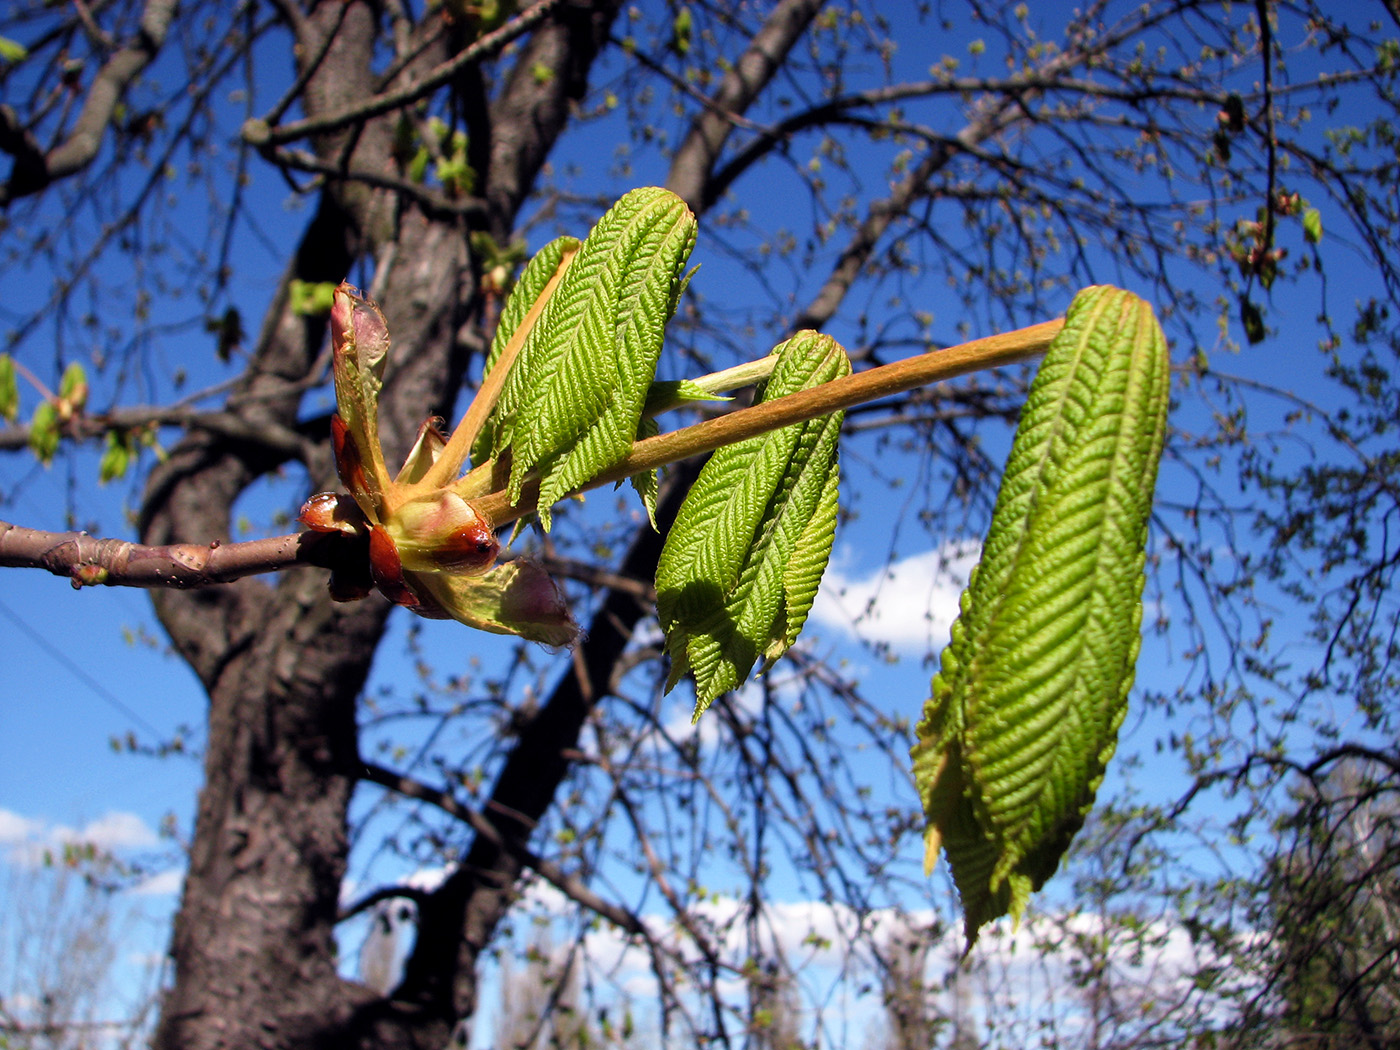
289,279,337,317
656,330,850,719
29,401,59,465
99,429,137,485
495,187,697,530
0,36,27,63
910,285,1170,944
0,353,18,422
1303,207,1323,244
206,307,244,361
58,361,88,413
1239,295,1266,344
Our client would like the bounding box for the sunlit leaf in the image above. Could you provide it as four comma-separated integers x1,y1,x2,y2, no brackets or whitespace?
1303,207,1323,244
656,330,849,718
472,236,581,466
910,286,1170,943
496,187,697,529
0,354,17,422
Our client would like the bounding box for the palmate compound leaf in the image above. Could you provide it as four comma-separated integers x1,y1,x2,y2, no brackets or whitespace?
910,286,1170,944
494,187,697,530
656,331,850,719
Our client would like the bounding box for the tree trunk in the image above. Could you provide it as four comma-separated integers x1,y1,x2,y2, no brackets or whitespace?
141,3,624,1046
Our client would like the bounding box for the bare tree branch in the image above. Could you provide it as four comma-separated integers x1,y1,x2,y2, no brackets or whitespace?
0,0,178,204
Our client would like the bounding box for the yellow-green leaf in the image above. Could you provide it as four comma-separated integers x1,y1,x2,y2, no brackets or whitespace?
656,331,849,718
0,354,17,422
910,286,1170,943
29,401,59,465
497,187,697,530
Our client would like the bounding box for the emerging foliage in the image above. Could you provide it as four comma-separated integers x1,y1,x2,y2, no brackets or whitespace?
656,331,850,717
489,187,697,530
910,286,1170,942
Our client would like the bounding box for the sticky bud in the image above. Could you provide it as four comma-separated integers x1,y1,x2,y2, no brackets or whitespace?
298,491,369,535
330,285,391,373
386,490,498,574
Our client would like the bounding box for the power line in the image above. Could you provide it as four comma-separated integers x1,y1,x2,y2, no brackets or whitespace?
0,595,166,739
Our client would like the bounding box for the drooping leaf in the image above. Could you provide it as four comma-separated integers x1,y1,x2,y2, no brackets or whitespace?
0,353,17,422
1239,295,1266,344
0,36,27,64
656,330,850,718
496,187,697,530
910,285,1170,943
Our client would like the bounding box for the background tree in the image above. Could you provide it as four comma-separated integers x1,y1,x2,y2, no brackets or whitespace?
3,2,1400,1049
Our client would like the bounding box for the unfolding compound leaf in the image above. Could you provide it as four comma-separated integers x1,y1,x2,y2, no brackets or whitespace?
910,286,1169,943
656,331,849,718
494,187,697,530
410,558,576,647
328,287,394,513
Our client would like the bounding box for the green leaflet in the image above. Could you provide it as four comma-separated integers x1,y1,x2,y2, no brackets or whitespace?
495,187,697,530
910,286,1170,943
471,235,580,466
656,331,850,719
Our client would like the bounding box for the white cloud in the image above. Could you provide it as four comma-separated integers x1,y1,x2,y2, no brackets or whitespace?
567,893,1250,1046
131,868,185,897
0,808,45,844
810,540,979,653
80,812,160,850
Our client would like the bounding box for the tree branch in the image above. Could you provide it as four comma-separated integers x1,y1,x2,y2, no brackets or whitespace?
359,762,646,938
0,0,178,204
0,520,346,589
243,0,566,150
0,315,1061,591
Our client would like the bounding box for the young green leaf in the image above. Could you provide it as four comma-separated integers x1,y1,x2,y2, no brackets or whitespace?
57,362,88,419
29,401,59,465
0,353,17,422
910,285,1170,943
656,330,850,718
1303,207,1323,244
99,429,136,485
496,187,697,530
472,235,582,466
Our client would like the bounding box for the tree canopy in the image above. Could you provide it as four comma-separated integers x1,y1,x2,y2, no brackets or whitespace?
2,1,1399,1048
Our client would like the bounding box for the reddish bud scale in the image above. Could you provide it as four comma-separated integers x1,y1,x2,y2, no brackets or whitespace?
298,492,368,535
368,525,418,610
330,414,370,497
